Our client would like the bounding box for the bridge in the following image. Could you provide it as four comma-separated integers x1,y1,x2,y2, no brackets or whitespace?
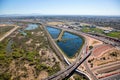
45,51,91,80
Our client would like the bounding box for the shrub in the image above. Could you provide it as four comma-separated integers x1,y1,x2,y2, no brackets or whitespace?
89,46,93,50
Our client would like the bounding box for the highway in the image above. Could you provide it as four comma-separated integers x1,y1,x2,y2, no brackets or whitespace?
45,51,91,80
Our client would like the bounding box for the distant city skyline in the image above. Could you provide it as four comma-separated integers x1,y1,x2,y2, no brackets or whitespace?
0,0,120,16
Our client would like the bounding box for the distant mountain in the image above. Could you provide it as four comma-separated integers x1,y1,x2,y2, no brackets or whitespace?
0,13,43,17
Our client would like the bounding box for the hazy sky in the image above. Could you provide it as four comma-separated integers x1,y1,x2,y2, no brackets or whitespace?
0,0,120,15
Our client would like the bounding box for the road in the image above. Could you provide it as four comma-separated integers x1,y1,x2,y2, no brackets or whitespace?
84,60,98,80
45,51,91,80
0,25,19,42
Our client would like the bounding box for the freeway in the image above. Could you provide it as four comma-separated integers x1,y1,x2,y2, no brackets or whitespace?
45,51,91,80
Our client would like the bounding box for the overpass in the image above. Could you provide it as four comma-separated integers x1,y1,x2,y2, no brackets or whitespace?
45,51,91,80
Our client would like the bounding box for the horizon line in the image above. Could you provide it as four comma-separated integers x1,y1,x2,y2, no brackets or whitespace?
0,14,120,17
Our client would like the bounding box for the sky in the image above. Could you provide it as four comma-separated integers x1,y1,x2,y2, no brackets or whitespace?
0,0,120,16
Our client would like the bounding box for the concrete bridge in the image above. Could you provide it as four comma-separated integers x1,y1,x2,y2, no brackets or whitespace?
45,51,91,80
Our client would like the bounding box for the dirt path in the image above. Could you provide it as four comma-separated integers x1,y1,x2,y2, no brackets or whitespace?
0,25,19,42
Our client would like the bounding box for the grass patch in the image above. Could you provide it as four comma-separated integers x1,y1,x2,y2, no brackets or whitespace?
106,31,120,39
81,27,103,34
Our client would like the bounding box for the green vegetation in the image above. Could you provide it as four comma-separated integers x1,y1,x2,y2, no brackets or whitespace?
81,26,120,39
0,72,11,80
81,27,103,34
110,52,118,57
26,51,37,61
73,74,86,80
89,46,93,50
0,26,14,37
0,24,61,79
106,31,120,39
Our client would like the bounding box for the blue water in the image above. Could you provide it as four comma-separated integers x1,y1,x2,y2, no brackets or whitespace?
57,32,83,57
46,26,83,57
25,24,38,30
46,26,61,39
